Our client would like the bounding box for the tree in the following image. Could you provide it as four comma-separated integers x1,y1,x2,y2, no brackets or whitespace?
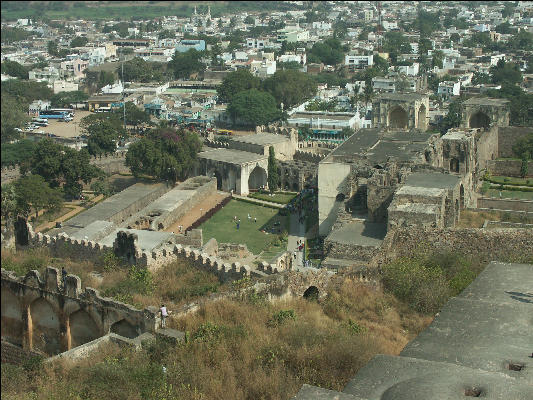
70,36,88,48
169,49,206,79
121,57,167,82
125,127,202,182
495,21,513,35
432,50,444,69
490,60,522,85
14,174,63,220
29,139,102,199
86,120,120,157
1,60,29,79
438,97,464,134
217,69,261,103
244,15,254,25
114,101,151,132
228,89,280,127
158,29,175,39
50,91,88,108
47,40,59,57
90,177,112,197
1,183,17,222
1,95,29,143
267,146,279,193
262,70,317,109
1,139,36,168
308,38,345,65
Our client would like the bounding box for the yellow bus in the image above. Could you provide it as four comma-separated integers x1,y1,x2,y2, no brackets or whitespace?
217,129,233,136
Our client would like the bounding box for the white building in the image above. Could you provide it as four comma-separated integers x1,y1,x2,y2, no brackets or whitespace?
246,38,267,49
250,60,276,77
438,81,461,97
101,81,124,95
344,54,374,70
53,80,79,94
277,26,309,43
382,21,398,30
396,62,420,76
278,53,306,65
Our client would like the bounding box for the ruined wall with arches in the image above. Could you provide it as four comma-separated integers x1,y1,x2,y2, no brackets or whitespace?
461,97,509,129
372,93,429,131
1,267,158,356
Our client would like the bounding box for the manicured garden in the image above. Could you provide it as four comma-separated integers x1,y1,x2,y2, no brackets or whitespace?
199,199,289,255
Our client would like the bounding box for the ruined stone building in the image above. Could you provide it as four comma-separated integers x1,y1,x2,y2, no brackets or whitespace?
318,95,511,269
198,127,319,194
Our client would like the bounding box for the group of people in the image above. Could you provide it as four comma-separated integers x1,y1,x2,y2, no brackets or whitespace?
233,214,257,230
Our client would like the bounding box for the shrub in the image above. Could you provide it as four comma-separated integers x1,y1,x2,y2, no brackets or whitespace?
268,309,296,327
382,258,450,314
101,251,122,272
345,319,367,335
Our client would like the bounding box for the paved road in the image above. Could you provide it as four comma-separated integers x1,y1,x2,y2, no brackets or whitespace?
287,212,306,270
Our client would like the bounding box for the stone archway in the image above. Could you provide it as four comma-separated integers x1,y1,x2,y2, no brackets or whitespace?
30,298,61,355
110,319,138,339
469,111,490,128
455,199,460,224
417,104,427,130
450,158,460,173
249,166,267,190
303,286,319,300
1,289,23,346
69,309,100,348
389,106,408,129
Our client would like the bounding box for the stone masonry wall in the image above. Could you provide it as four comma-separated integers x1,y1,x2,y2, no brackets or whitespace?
374,227,533,267
498,126,533,158
487,159,533,178
477,197,533,213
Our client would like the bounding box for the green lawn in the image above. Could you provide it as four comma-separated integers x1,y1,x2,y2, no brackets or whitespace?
486,176,533,187
199,199,289,255
248,192,297,204
485,189,533,200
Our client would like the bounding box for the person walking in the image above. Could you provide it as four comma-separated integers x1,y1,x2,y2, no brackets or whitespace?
160,304,168,329
237,220,240,230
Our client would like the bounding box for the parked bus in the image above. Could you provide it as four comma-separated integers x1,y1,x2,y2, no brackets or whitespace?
50,108,74,115
39,110,71,119
217,129,233,136
94,107,112,113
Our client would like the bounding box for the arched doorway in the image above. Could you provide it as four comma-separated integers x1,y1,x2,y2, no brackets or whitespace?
469,111,490,128
1,289,23,346
110,319,138,339
69,310,100,348
208,169,223,190
460,184,465,209
417,104,427,130
389,106,408,129
450,158,460,173
248,166,267,190
30,298,61,355
303,286,319,300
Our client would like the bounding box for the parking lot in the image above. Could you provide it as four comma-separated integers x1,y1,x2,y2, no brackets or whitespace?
28,110,91,138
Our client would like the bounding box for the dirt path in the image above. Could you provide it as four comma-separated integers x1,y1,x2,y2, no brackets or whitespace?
164,192,229,233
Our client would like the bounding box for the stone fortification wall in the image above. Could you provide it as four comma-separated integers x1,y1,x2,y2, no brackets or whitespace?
477,197,533,213
1,267,158,356
374,227,533,267
293,150,328,164
150,177,216,231
487,159,533,178
323,241,380,262
204,139,230,149
498,126,533,158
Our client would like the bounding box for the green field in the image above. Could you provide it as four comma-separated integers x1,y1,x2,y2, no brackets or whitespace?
485,189,533,200
199,199,288,255
248,192,297,204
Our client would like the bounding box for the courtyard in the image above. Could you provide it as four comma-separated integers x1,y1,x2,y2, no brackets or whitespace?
198,199,289,255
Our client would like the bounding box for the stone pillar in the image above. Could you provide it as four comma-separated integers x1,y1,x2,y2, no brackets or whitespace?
23,305,32,351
